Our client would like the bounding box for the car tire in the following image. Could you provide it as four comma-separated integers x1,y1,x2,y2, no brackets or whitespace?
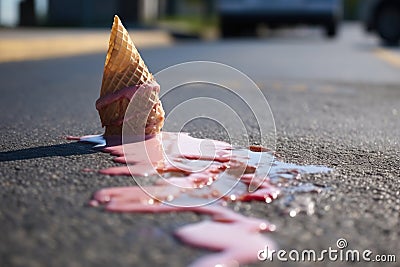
220,16,257,38
220,16,240,38
324,21,338,38
375,3,400,45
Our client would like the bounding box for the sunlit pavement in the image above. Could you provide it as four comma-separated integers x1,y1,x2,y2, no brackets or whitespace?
1,23,399,74
0,28,172,63
0,23,399,267
374,47,400,68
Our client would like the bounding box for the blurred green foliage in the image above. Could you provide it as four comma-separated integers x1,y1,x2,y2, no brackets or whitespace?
344,0,361,20
158,15,217,34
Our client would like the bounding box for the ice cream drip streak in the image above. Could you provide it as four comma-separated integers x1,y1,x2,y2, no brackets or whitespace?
95,81,160,127
95,84,141,111
70,132,331,267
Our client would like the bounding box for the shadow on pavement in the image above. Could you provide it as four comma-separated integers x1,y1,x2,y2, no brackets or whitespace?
0,142,96,162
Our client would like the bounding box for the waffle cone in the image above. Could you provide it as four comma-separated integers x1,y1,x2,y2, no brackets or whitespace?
98,15,164,136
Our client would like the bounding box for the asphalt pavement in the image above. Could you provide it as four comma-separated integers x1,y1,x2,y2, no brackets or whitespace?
0,24,399,267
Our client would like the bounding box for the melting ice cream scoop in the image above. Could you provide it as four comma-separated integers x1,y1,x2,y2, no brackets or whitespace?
96,15,164,137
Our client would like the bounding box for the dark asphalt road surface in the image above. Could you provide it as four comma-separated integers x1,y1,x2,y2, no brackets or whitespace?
1,25,399,267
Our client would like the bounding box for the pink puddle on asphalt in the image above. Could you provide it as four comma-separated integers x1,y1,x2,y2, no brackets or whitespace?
69,132,331,267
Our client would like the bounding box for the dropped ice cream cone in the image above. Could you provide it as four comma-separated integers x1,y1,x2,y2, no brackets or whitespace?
96,15,164,137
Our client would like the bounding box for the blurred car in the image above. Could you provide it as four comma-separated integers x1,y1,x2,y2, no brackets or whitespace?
218,0,342,38
361,0,400,44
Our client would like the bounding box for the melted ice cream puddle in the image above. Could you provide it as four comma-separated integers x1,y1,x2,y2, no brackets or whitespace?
69,132,331,267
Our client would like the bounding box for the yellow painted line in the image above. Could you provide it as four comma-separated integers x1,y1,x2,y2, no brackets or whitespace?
271,82,282,90
374,48,400,68
319,85,335,93
256,82,264,88
290,84,307,92
0,31,172,63
0,35,108,63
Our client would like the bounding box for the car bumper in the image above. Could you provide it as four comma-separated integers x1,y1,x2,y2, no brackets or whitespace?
220,10,339,25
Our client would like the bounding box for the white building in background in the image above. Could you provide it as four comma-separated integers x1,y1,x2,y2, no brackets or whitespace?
0,0,21,26
0,0,159,27
0,0,214,27
0,0,47,26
